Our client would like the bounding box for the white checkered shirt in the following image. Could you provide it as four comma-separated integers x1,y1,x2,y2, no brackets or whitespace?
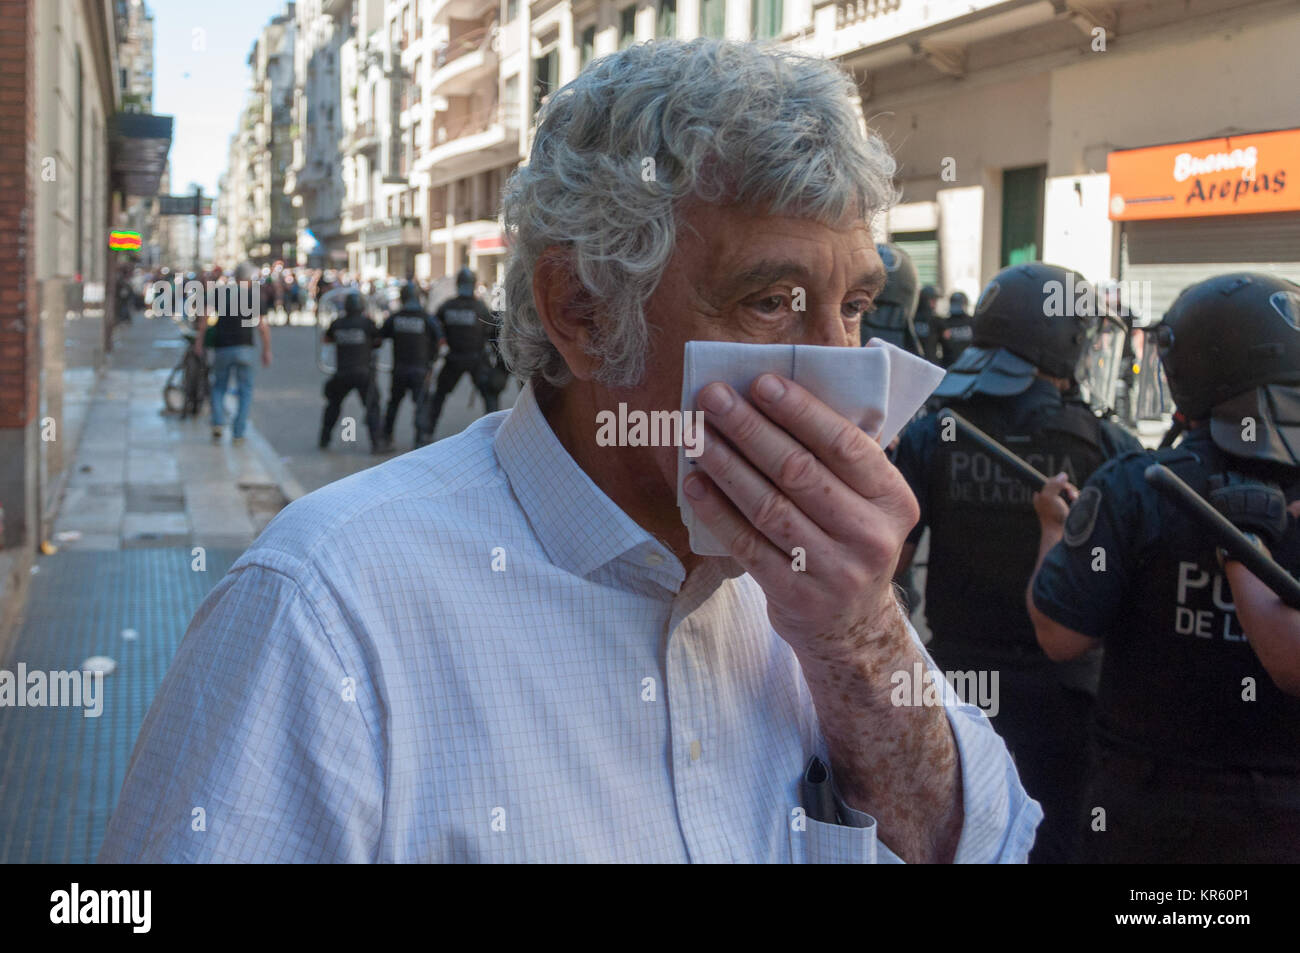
99,381,1040,863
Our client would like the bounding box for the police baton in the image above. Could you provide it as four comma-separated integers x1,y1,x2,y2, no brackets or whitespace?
937,408,1055,487
1144,464,1300,610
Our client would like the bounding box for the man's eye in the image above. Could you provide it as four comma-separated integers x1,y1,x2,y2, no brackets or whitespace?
844,299,876,319
752,295,786,314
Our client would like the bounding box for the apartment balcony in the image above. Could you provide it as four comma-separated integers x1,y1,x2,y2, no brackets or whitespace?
834,0,902,29
430,19,498,97
345,118,381,154
360,215,423,249
433,0,498,26
419,104,520,185
288,158,331,195
342,200,375,233
820,0,1068,69
322,0,349,16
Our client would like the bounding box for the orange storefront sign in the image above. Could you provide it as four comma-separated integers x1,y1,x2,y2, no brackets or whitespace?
1108,129,1300,221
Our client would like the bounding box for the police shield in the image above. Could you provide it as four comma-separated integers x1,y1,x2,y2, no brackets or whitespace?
316,284,393,375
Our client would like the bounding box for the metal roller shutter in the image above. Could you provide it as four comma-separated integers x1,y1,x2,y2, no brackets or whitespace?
891,230,940,287
1120,211,1300,323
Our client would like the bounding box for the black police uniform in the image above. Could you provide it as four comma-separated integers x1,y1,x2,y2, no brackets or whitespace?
1032,429,1300,862
913,291,941,364
421,292,498,437
380,305,444,444
864,243,921,355
939,312,974,367
321,310,381,448
895,378,1140,863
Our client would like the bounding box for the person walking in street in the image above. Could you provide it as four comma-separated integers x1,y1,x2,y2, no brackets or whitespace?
420,267,500,439
378,281,444,451
199,267,272,445
320,289,382,452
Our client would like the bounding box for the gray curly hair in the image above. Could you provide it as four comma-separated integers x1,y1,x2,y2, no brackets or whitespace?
499,38,898,389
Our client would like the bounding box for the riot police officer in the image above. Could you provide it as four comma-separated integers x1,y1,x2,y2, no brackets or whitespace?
864,243,921,355
320,289,382,452
914,284,942,364
420,267,499,439
378,281,445,451
893,262,1142,864
940,290,974,367
1028,272,1300,864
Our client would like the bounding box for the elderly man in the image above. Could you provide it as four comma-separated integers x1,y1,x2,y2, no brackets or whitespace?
100,39,1038,863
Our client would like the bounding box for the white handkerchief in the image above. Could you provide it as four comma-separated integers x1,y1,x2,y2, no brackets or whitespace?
677,338,946,556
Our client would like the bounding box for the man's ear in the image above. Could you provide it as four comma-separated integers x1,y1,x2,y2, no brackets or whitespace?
532,246,599,382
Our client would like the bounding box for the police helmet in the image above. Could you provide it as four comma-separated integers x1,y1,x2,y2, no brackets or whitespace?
1155,272,1300,466
456,267,476,296
933,263,1098,400
863,244,920,348
343,289,365,318
948,291,970,317
918,284,940,307
400,281,422,309
875,244,920,319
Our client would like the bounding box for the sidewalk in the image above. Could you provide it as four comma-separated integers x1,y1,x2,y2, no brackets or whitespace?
0,316,295,863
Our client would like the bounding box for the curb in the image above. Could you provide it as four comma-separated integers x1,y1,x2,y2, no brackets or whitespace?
245,424,307,504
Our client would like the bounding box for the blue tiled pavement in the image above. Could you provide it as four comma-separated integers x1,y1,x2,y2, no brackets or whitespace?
0,548,238,863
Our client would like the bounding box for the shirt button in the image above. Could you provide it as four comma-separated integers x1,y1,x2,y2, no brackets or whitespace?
645,551,665,566
689,740,702,761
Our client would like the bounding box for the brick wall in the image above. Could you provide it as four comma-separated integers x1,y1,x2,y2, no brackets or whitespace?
0,0,36,430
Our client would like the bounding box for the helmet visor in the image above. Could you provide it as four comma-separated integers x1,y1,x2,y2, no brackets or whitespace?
1074,313,1128,415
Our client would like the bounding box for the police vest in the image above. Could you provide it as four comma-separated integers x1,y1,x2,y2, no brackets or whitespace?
1095,444,1300,771
390,311,432,368
926,397,1109,650
438,297,487,354
331,319,374,374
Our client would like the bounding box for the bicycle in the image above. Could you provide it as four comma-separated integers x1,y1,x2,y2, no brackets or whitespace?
162,326,211,418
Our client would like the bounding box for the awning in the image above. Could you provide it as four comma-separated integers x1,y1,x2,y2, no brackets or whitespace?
109,112,174,198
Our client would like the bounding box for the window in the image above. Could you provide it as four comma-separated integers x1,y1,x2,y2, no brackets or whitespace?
619,5,637,49
503,74,520,126
699,0,725,37
580,25,595,68
750,0,781,40
657,0,676,38
532,49,557,115
506,0,518,22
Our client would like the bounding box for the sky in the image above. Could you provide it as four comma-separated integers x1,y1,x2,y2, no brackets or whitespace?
150,0,288,198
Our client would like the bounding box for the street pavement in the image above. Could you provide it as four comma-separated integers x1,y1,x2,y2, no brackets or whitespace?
251,306,521,495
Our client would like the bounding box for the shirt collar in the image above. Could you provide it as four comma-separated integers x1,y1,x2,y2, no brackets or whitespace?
495,381,684,586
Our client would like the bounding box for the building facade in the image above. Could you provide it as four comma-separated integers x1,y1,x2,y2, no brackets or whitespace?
288,0,349,268
215,0,1299,315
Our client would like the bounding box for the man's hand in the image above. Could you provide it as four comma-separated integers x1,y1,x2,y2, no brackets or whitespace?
1032,472,1078,538
262,348,272,368
683,373,963,862
684,374,917,654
